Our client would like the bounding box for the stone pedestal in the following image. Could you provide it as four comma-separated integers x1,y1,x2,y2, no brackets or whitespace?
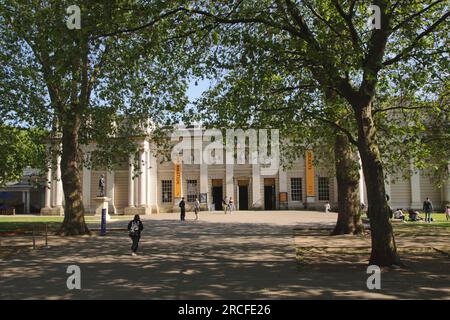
93,197,111,221
124,206,151,216
40,206,64,216
150,204,159,214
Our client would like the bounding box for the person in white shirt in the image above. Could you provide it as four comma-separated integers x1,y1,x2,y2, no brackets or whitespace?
324,202,331,213
193,197,200,220
223,196,229,214
229,197,234,214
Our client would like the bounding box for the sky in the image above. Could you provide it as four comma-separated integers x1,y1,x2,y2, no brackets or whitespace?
186,78,211,104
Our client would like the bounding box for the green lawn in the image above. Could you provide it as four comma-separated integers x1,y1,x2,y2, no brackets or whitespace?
396,213,449,226
0,215,134,233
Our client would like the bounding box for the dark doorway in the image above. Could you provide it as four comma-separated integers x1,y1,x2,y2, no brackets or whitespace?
264,185,275,210
238,185,249,210
212,186,223,210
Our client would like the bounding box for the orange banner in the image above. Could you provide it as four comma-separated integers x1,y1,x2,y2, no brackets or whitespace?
174,164,182,198
306,151,315,197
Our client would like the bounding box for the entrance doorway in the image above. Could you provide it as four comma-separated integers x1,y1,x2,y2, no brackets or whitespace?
238,185,249,210
212,179,223,210
264,178,276,210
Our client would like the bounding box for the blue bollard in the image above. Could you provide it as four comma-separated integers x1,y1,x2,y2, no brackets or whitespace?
100,208,107,236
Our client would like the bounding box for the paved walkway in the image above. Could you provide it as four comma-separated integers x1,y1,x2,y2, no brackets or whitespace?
0,211,449,299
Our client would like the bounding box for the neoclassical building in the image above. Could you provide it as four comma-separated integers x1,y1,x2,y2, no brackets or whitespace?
32,126,450,216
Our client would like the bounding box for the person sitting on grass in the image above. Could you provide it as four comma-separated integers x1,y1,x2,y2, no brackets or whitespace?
408,208,422,222
393,208,405,221
445,205,450,221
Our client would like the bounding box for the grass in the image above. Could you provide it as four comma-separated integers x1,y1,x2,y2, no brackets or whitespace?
393,213,450,229
0,215,135,233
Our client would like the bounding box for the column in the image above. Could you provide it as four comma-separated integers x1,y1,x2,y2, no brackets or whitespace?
55,154,64,215
279,167,287,209
82,161,91,212
200,162,208,210
52,169,57,207
44,166,52,208
139,149,147,207
26,191,30,214
443,177,450,205
196,127,207,210
410,162,421,209
146,150,151,206
22,192,26,213
252,164,262,209
226,164,234,198
442,162,450,205
134,174,139,207
147,150,159,213
106,170,115,214
128,155,135,208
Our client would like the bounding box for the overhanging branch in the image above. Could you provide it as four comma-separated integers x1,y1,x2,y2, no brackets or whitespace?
383,10,450,66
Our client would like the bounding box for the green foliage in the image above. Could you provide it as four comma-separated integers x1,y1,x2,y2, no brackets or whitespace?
0,126,46,186
0,0,196,172
184,0,448,181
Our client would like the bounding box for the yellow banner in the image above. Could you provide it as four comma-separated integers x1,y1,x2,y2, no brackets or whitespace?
306,151,315,197
174,164,182,198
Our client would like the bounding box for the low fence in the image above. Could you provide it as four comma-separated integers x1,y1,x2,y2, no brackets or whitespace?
0,223,50,250
0,208,15,215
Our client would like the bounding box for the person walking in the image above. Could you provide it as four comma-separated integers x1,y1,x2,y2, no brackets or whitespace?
229,197,234,214
324,202,331,213
423,197,433,223
223,196,229,214
179,197,186,221
193,196,200,220
127,215,144,256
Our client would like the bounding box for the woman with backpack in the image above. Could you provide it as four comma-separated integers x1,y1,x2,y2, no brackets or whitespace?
127,215,144,256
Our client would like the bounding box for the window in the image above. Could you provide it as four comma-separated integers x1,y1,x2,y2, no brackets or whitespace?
291,178,302,201
318,177,330,201
161,180,172,203
187,179,198,202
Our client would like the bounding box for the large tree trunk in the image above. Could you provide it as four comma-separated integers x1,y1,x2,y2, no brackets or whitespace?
356,103,401,266
331,133,364,235
59,111,90,236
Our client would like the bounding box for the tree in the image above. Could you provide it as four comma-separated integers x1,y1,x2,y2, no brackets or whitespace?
1,1,193,234
193,55,364,234
177,0,448,265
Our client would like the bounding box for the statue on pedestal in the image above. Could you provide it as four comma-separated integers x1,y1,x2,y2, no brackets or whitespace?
98,174,106,197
